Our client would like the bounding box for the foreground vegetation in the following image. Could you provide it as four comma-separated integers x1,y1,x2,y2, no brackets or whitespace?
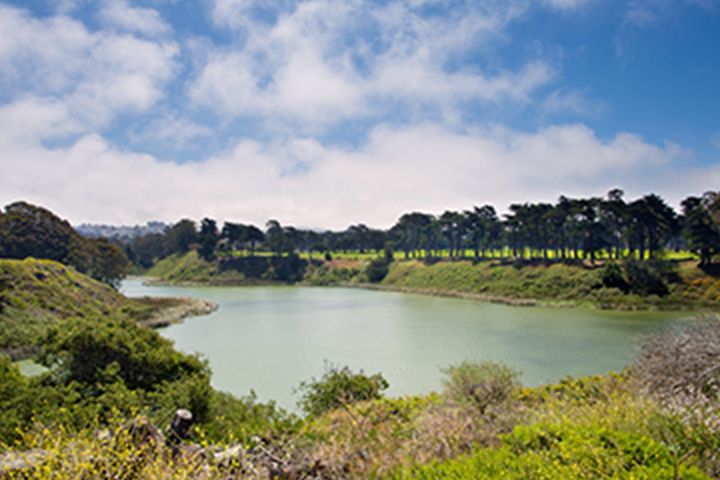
4,315,720,479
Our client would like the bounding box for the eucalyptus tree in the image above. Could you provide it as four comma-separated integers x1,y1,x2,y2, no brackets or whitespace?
546,200,570,260
439,210,466,259
243,225,265,256
529,203,554,260
575,197,609,263
221,222,245,252
682,195,720,265
164,219,197,255
477,205,501,258
198,218,219,261
601,189,627,260
265,219,288,256
464,207,484,260
391,212,434,259
283,226,301,253
465,205,499,259
420,218,442,258
345,224,373,253
629,194,676,260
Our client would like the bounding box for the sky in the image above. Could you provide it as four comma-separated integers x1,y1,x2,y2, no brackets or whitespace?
0,0,719,230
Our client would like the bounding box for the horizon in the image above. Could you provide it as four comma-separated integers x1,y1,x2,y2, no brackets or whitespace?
1,0,719,230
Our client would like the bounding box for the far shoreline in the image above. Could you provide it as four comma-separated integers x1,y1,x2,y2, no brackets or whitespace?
130,276,715,313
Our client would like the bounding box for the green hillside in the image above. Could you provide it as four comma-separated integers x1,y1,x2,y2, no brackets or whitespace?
0,258,210,357
377,258,720,310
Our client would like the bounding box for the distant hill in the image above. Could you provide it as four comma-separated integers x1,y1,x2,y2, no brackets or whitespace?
75,221,169,239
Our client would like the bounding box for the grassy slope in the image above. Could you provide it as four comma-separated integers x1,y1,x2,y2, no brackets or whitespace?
379,259,720,310
143,250,720,309
0,258,195,355
145,251,247,285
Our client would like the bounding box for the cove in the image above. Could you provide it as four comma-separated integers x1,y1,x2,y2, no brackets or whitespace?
121,279,689,410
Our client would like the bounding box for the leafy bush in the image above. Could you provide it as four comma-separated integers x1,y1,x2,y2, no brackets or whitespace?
39,315,209,392
441,361,520,414
365,257,390,283
623,260,669,296
601,262,630,293
296,364,389,417
402,423,711,480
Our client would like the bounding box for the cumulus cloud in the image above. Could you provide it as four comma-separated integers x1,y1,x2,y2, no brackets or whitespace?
97,0,172,37
543,88,604,116
541,0,594,10
0,123,709,229
190,0,549,130
0,3,178,138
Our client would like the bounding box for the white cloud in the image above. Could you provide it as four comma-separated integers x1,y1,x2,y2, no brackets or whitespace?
543,88,604,115
0,122,708,229
0,4,178,138
97,0,172,37
190,0,548,129
128,115,213,147
624,0,720,27
541,0,594,10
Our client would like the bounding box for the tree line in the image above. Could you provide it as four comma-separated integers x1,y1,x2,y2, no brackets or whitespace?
124,189,720,267
2,189,719,286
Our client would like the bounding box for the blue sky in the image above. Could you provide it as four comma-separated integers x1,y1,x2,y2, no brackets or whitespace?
0,0,719,229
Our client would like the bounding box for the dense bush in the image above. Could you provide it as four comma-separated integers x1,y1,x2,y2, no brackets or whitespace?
623,260,670,296
601,262,630,292
39,316,209,393
296,364,389,417
402,423,712,480
365,257,390,283
441,361,520,414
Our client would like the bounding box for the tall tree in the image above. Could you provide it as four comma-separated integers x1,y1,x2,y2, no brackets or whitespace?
601,188,627,260
682,195,720,265
244,225,265,256
198,218,219,261
164,219,197,255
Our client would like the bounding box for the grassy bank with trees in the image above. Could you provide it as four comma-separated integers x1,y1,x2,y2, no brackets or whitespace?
367,256,720,310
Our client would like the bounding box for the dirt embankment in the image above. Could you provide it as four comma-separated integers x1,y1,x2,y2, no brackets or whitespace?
137,297,219,328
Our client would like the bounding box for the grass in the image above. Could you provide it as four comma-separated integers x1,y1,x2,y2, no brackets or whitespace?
377,258,720,310
0,258,199,355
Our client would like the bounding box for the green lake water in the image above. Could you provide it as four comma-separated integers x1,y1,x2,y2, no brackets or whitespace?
121,279,691,410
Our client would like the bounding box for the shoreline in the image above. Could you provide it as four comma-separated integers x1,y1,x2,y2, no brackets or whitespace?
338,282,710,311
136,296,219,328
137,278,709,312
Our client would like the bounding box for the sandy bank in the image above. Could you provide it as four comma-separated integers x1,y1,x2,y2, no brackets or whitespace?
137,297,219,328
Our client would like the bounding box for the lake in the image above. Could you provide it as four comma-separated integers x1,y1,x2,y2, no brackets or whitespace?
121,279,690,410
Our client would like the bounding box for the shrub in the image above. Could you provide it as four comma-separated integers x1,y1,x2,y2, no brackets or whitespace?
601,262,630,293
296,364,389,417
441,361,520,414
633,315,720,403
624,260,669,296
365,257,390,283
401,423,712,480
